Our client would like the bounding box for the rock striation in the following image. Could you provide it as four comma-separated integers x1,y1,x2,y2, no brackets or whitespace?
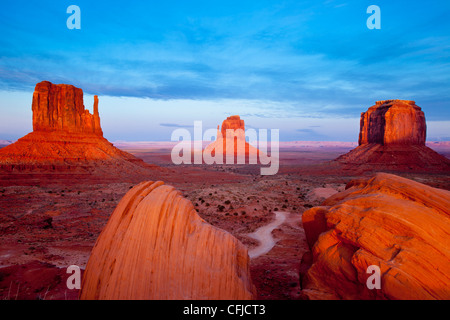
32,81,103,135
358,100,426,145
0,81,152,177
80,181,256,300
300,173,450,300
335,100,450,172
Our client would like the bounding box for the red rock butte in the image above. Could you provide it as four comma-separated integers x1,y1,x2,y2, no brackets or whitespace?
32,81,103,136
335,100,450,172
204,115,260,162
0,81,153,178
80,181,256,300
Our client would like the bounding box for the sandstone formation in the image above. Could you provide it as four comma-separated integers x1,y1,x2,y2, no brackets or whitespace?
0,81,152,177
358,100,426,145
335,100,450,171
204,115,259,162
32,81,103,135
80,181,256,300
220,115,245,138
300,173,450,300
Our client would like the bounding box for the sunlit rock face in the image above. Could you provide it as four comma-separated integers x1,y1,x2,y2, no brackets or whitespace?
300,173,450,300
0,81,148,175
334,100,450,172
32,81,103,136
80,181,256,300
220,115,246,139
204,115,259,161
358,100,426,146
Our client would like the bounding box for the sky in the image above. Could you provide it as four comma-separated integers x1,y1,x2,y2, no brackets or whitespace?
0,0,449,141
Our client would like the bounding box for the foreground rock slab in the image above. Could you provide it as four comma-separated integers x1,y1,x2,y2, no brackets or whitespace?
301,173,450,300
80,181,256,300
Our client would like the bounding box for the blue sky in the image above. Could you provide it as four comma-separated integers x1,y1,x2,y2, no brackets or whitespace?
0,0,449,141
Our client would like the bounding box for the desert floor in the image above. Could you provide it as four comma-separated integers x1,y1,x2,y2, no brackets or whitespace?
0,143,449,300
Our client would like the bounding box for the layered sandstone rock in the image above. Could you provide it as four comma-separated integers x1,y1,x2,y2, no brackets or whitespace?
301,173,450,300
80,181,256,300
335,100,450,171
204,115,259,162
32,81,103,135
0,81,151,176
358,100,426,145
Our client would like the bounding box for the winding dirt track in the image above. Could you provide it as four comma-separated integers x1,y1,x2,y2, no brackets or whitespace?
247,211,288,259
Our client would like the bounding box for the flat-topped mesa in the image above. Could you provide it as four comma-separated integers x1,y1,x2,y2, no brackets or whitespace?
358,100,426,146
32,81,103,136
334,99,450,172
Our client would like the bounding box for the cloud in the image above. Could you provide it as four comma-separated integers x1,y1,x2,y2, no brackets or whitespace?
159,123,194,128
0,0,449,123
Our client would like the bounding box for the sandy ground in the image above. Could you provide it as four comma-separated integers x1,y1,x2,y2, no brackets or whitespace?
0,143,449,300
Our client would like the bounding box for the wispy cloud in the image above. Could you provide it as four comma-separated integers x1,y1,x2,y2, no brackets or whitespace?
159,123,194,128
0,0,449,127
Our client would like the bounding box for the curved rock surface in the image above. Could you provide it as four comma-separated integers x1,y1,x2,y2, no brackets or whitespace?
301,173,450,300
80,181,256,300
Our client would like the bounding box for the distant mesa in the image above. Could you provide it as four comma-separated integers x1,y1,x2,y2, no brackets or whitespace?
358,99,425,145
335,100,450,171
0,81,152,177
80,181,256,300
301,173,450,300
204,115,260,162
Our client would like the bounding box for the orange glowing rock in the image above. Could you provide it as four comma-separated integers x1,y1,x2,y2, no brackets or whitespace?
301,173,450,300
358,100,426,145
0,81,149,174
80,181,256,300
335,100,450,171
204,115,259,162
32,81,103,136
